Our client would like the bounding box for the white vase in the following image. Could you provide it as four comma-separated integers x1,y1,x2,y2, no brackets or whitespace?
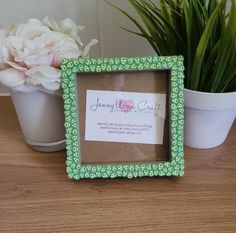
184,88,236,149
10,90,66,152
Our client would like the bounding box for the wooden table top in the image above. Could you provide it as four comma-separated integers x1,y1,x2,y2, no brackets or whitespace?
0,96,236,233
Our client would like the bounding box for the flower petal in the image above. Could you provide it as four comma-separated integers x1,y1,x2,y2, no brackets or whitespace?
23,53,55,68
37,85,62,96
43,17,60,31
0,44,11,67
26,66,61,80
25,66,61,90
0,29,8,40
5,36,24,51
7,61,27,71
82,39,98,57
0,68,26,88
27,18,43,25
15,21,50,40
12,83,38,92
41,81,60,90
59,18,84,33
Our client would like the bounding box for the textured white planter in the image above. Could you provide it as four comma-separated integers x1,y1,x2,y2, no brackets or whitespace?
184,88,236,149
10,90,66,152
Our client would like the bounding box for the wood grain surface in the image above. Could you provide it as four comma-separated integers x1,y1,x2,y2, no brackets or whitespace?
0,97,236,233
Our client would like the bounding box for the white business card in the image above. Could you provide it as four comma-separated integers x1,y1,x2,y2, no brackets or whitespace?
85,90,166,144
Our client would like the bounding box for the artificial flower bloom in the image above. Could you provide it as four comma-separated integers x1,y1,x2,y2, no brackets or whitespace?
0,17,98,93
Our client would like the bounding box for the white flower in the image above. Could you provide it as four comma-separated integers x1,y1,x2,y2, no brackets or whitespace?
0,17,98,93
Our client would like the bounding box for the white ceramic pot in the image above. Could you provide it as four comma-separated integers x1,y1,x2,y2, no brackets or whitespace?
184,88,236,149
10,90,66,152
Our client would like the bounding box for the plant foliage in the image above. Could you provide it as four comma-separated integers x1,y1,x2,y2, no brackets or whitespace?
106,0,236,92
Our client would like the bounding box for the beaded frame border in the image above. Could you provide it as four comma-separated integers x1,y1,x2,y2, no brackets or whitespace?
61,56,185,180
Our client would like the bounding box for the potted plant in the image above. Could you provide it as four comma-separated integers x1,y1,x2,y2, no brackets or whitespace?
107,0,236,148
0,17,97,152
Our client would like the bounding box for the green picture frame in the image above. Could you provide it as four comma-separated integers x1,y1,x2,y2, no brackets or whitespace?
61,56,185,180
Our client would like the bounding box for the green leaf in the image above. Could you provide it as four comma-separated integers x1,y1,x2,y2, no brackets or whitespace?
210,0,236,92
190,0,226,90
182,0,192,88
141,0,186,51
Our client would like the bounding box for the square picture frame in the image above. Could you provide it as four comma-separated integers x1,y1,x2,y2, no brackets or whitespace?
61,56,185,180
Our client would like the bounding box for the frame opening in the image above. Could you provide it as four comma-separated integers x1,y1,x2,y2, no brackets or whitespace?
76,70,170,165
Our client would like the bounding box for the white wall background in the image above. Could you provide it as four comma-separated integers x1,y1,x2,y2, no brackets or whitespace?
0,0,154,94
